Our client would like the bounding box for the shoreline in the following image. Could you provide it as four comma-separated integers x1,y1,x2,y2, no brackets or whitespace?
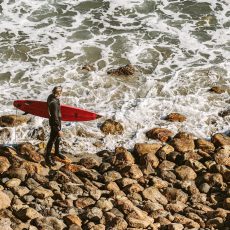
0,118,229,229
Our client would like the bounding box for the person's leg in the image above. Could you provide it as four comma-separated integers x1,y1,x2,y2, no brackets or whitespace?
46,127,58,166
55,136,66,159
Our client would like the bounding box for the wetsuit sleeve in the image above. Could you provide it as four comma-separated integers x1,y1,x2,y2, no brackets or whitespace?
49,102,61,131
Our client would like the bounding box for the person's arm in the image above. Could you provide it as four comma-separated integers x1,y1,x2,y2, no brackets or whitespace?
49,102,61,131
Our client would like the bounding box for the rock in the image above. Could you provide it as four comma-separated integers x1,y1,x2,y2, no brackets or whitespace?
86,207,103,222
106,182,125,196
98,162,111,173
75,166,102,181
186,159,206,172
82,63,96,72
90,224,105,230
109,216,128,230
69,225,82,230
75,197,95,209
103,170,122,182
118,178,137,187
107,64,136,76
32,217,66,230
140,152,159,174
26,178,41,190
5,178,21,188
20,161,48,176
31,186,54,199
214,146,230,166
166,201,187,213
160,170,177,183
114,147,135,166
206,217,224,229
142,200,164,213
142,186,168,205
163,188,188,203
158,160,175,171
0,156,10,174
17,143,42,163
121,164,143,179
173,214,200,228
96,198,113,211
223,198,230,209
100,119,124,135
195,139,215,153
126,212,152,228
63,214,82,227
211,133,230,148
134,143,162,157
0,128,11,140
158,144,174,155
0,115,29,127
12,186,30,197
175,165,197,180
171,132,195,152
0,191,11,210
209,86,225,94
48,181,61,192
30,127,45,141
146,128,174,142
168,223,184,230
6,168,27,181
62,182,83,195
0,218,13,230
150,177,169,189
15,207,42,222
165,113,186,122
218,109,230,117
78,157,100,169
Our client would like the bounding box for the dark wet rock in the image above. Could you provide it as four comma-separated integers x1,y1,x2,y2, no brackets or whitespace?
146,128,174,142
0,156,10,174
107,64,136,76
211,133,230,148
0,115,29,127
100,119,124,135
209,86,225,94
218,109,230,117
165,113,186,122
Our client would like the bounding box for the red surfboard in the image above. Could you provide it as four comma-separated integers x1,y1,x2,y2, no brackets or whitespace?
13,100,102,122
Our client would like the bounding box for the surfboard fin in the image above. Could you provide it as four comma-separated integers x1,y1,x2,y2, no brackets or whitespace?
96,114,102,119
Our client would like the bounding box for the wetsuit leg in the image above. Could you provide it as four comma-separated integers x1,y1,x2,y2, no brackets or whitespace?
46,127,59,154
55,136,61,155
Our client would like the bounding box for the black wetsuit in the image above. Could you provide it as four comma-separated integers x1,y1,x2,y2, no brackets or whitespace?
46,94,62,155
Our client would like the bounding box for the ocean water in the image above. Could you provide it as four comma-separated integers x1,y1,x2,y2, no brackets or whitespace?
0,0,229,153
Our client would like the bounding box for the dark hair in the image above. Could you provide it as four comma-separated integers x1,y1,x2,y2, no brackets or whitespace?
52,86,62,94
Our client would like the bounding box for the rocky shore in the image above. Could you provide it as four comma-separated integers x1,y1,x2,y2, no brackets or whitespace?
0,113,229,230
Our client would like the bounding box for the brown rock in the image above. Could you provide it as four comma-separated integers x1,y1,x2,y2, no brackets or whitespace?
5,178,21,188
124,183,144,194
114,147,135,166
0,115,29,127
126,212,152,228
195,139,215,153
150,177,169,189
103,170,122,182
171,132,195,152
214,146,230,166
168,223,184,230
6,167,27,181
0,218,13,230
0,191,11,210
17,143,42,163
75,197,95,209
211,133,230,148
15,207,42,222
0,156,10,174
122,164,143,179
20,161,49,176
109,216,128,230
173,214,200,228
134,143,162,157
32,216,66,230
100,119,124,135
164,188,188,203
63,215,82,227
118,178,137,187
62,182,83,195
166,113,186,122
209,86,225,94
175,165,197,180
158,144,174,155
106,182,125,196
82,64,96,72
166,201,187,213
107,64,136,76
223,198,230,209
12,186,30,197
142,200,164,213
78,157,100,169
31,186,54,199
140,153,159,174
86,207,103,222
142,186,168,205
158,160,175,171
206,217,224,229
0,128,11,140
96,198,113,211
146,128,173,142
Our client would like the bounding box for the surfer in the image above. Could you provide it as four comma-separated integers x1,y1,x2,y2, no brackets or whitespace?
46,86,66,166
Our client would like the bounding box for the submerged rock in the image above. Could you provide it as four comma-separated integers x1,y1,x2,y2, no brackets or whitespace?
0,115,29,127
209,86,225,94
165,113,186,122
146,128,173,142
107,64,136,76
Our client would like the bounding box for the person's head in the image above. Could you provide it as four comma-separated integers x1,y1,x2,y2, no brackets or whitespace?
52,86,63,98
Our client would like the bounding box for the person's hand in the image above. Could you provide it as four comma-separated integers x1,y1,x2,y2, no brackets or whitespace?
58,131,63,137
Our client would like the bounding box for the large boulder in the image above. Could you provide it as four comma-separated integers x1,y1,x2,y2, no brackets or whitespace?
195,139,215,153
134,143,162,157
175,165,197,180
100,119,124,135
171,132,195,152
209,86,225,94
146,128,173,142
114,147,135,166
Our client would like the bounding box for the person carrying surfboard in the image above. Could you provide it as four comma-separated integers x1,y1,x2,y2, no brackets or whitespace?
46,86,66,166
